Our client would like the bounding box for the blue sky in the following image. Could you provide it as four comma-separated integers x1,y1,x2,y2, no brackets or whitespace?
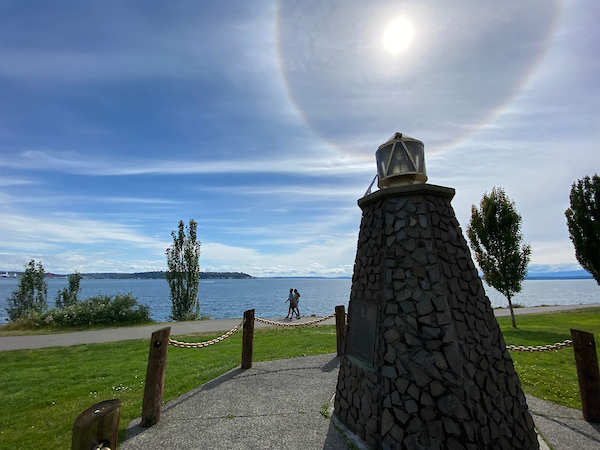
0,0,598,277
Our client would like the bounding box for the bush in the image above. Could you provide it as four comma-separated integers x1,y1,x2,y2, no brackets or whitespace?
15,293,152,328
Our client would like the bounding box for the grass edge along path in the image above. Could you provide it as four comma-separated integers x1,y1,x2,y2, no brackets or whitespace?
1,308,600,448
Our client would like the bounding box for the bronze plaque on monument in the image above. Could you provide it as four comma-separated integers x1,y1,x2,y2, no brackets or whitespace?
346,301,379,366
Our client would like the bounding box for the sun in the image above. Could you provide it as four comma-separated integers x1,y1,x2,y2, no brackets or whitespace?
382,18,414,54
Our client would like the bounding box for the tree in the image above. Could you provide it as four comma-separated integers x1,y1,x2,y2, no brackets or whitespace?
565,174,600,285
166,219,201,321
55,271,82,308
467,187,531,328
6,260,48,321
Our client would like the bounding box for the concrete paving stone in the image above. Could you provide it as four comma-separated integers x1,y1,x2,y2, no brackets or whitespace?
121,354,348,450
527,394,600,450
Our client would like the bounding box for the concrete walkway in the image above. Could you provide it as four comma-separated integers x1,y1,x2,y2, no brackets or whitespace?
119,353,600,450
1,304,599,352
122,354,346,449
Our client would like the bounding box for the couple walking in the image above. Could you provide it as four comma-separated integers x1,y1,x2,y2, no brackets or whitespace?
285,288,301,319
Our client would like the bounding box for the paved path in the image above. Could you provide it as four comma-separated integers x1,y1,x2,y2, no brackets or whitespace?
2,304,599,352
0,316,337,351
119,354,600,450
122,354,346,449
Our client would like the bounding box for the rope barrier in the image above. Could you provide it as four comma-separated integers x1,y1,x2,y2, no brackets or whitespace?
168,318,246,348
166,310,570,353
254,313,336,327
506,339,572,352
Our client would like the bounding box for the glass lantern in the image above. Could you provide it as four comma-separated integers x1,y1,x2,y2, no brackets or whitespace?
376,132,427,188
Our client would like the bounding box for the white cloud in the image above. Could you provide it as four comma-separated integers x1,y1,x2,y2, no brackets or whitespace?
201,233,358,278
0,212,168,250
530,240,578,266
0,177,32,187
0,149,373,177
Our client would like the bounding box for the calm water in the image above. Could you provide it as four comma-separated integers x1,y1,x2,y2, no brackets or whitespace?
0,277,599,324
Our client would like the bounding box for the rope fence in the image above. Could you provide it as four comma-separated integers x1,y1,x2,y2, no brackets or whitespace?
164,309,572,353
167,313,337,348
506,339,572,352
109,306,600,443
255,313,336,327
168,318,246,348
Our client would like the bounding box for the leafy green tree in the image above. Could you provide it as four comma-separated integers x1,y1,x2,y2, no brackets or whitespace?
6,260,48,322
166,219,201,321
55,271,82,308
565,174,600,285
467,187,531,328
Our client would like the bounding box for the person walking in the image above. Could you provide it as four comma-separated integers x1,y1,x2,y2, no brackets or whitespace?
292,289,301,319
285,288,294,319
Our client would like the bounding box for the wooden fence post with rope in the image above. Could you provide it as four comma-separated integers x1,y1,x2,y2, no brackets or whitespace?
571,328,600,422
141,326,171,427
335,305,346,356
241,309,255,369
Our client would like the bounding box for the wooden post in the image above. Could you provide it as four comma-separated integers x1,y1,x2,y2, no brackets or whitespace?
571,329,600,422
71,399,121,450
241,309,255,369
141,326,171,427
335,305,346,356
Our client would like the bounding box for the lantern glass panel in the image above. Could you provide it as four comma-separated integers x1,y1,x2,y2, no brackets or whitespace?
404,141,424,171
376,144,393,179
389,143,415,175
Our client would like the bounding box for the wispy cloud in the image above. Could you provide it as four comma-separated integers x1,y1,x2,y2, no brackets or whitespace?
0,212,168,249
1,150,373,177
0,177,33,187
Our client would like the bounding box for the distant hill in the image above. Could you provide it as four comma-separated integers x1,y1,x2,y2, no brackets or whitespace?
525,268,593,279
3,271,254,280
78,271,254,280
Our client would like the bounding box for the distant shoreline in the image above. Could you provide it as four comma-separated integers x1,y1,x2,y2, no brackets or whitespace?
0,271,594,281
0,271,254,280
525,276,593,280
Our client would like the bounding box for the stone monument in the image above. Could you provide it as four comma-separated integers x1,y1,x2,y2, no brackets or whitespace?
333,133,538,449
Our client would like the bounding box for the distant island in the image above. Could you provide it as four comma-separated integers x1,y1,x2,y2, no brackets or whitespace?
78,271,254,280
1,271,254,280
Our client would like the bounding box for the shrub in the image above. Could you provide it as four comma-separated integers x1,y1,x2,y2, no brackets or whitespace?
15,293,152,328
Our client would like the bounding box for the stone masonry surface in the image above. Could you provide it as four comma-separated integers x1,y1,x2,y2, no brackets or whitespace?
334,186,538,449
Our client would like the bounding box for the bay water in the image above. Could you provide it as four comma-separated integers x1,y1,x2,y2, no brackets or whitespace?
0,277,599,324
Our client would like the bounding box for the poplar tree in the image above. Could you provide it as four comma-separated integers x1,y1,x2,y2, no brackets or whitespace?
467,187,531,328
166,219,201,321
565,174,600,285
55,271,82,308
6,259,48,321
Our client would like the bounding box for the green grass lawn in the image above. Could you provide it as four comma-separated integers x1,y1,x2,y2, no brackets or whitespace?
498,307,600,410
0,325,337,449
1,308,599,449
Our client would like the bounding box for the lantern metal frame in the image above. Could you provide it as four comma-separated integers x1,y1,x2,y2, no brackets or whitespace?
375,132,427,188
